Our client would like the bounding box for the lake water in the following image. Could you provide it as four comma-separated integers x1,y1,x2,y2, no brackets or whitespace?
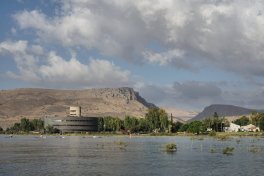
0,135,264,176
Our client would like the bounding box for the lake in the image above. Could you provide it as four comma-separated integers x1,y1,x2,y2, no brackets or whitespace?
0,135,264,176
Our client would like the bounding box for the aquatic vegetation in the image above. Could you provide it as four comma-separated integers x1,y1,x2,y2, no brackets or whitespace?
114,141,128,150
216,134,229,141
210,148,217,153
249,146,262,154
190,136,204,140
209,131,216,136
223,147,235,155
165,143,177,152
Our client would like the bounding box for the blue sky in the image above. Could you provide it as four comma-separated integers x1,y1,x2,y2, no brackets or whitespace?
1,0,264,111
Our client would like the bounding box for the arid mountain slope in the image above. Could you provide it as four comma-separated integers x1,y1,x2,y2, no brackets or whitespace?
191,104,261,121
0,87,155,128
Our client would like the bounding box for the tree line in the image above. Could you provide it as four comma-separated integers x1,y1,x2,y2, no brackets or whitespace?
4,118,44,134
98,108,176,133
1,109,264,135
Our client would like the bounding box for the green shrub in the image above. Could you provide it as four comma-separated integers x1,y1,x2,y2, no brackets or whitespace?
223,147,234,155
165,143,177,152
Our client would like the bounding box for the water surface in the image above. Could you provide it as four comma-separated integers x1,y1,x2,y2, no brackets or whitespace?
0,135,263,176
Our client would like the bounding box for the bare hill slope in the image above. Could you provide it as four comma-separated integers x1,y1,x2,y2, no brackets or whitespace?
0,87,155,128
191,104,259,121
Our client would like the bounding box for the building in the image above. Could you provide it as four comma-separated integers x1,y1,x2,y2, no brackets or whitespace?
224,123,241,132
69,106,81,117
241,124,260,132
44,106,99,133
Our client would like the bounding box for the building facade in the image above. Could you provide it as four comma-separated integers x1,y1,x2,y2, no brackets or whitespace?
44,106,99,133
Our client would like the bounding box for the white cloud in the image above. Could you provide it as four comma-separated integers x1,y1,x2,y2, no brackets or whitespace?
0,40,132,88
0,40,40,81
13,0,264,78
143,49,187,68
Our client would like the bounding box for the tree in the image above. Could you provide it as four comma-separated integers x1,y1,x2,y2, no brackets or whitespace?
31,119,44,131
250,112,261,127
171,122,183,133
187,121,206,134
179,123,190,132
45,125,59,134
124,116,139,133
145,108,169,132
102,116,123,132
0,126,3,133
98,117,104,131
259,113,264,131
20,118,33,132
138,118,149,132
233,116,250,126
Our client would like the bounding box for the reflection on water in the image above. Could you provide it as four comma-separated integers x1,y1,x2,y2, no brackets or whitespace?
0,135,264,176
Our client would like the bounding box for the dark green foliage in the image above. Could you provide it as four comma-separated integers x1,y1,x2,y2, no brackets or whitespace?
45,125,59,134
187,121,206,134
259,114,264,131
172,122,183,133
31,119,44,131
101,116,123,132
145,108,169,132
233,116,250,126
96,108,170,133
7,118,44,133
203,115,226,132
179,124,190,132
98,117,104,131
124,116,139,133
138,118,149,132
0,126,3,133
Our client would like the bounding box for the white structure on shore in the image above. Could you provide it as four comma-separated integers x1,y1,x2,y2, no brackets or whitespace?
225,123,260,132
224,123,240,132
241,124,260,132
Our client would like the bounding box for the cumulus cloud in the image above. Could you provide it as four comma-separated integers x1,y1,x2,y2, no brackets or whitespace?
0,40,132,88
12,0,264,78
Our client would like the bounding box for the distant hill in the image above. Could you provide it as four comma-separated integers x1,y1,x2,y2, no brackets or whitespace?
162,107,198,123
0,87,156,128
191,104,259,121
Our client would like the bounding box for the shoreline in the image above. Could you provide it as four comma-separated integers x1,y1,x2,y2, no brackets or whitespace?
1,131,264,138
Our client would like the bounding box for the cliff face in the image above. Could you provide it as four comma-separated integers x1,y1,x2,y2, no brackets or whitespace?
0,87,156,128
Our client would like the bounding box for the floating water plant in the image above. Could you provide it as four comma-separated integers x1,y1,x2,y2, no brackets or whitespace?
165,143,177,152
210,147,217,153
216,134,229,141
223,147,234,155
249,146,262,154
114,141,127,150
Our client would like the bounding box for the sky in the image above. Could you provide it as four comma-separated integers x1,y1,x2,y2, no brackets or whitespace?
1,0,264,111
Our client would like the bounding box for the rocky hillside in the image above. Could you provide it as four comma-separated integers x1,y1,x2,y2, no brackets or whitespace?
0,87,156,128
192,104,258,121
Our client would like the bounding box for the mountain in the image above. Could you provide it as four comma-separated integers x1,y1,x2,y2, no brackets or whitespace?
162,107,198,123
192,104,258,121
0,87,156,128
